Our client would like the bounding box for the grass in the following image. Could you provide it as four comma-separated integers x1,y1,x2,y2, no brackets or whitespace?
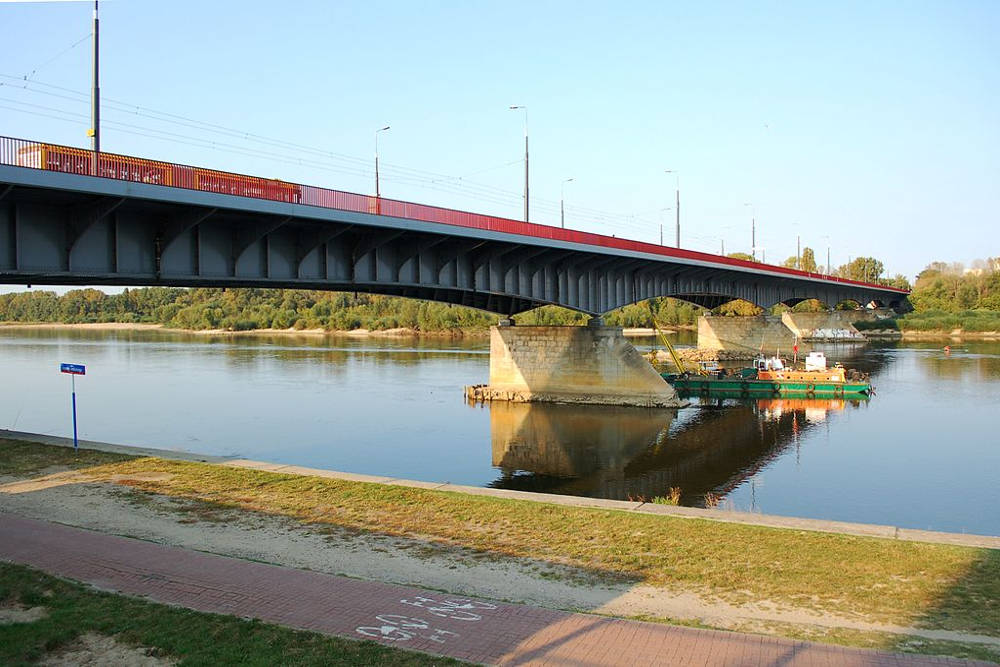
0,562,466,667
2,439,999,644
896,309,1000,333
0,438,131,476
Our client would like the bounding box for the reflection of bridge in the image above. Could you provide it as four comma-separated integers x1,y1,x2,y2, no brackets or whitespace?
0,136,909,315
488,398,868,506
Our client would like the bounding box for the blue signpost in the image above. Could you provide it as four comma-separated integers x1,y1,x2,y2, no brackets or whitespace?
60,363,86,452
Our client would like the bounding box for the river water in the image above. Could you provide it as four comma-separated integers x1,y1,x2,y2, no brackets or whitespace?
1,327,998,536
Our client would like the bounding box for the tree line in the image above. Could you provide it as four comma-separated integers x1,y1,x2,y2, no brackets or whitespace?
1,256,996,333
0,287,705,332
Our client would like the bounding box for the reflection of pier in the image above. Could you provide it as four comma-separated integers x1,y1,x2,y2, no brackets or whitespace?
487,398,867,506
489,403,674,489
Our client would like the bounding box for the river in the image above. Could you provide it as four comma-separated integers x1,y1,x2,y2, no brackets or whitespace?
1,327,998,536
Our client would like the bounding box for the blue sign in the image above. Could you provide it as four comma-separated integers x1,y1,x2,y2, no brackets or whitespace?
60,363,86,375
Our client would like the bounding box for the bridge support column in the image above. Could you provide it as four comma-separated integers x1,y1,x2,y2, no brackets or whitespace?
467,325,683,408
697,314,809,355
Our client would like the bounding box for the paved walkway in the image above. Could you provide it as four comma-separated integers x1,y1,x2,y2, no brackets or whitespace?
0,513,991,666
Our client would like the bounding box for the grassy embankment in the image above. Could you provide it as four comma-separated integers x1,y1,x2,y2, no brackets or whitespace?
0,562,464,667
854,310,1000,336
1,439,998,662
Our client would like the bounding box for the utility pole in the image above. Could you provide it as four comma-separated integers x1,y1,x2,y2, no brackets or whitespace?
665,170,680,247
659,207,671,245
90,0,100,176
560,178,573,228
744,203,756,260
374,125,390,198
796,235,801,269
827,246,831,276
509,106,528,222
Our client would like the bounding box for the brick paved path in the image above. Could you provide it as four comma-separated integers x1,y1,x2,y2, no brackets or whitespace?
0,513,991,666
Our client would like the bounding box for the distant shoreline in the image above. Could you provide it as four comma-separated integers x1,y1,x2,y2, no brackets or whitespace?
1,321,995,340
0,321,485,338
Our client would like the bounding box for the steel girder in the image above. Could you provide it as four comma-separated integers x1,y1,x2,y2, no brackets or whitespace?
0,168,912,315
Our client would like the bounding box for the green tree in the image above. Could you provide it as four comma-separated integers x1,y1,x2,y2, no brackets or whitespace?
837,257,884,282
800,247,817,272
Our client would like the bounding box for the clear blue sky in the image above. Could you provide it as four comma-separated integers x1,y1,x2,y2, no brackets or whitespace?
1,0,997,283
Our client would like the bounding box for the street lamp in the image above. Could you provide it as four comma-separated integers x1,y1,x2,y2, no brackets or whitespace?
665,170,680,247
560,178,574,228
375,125,390,198
743,203,756,260
509,105,528,222
90,0,100,176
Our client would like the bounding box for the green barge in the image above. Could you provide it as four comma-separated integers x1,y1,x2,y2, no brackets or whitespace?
663,374,871,398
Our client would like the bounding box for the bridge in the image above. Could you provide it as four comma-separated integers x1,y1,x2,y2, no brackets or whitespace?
0,137,910,407
0,136,909,315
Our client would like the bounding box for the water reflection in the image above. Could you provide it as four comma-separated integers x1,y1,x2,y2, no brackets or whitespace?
3,327,999,534
486,397,867,508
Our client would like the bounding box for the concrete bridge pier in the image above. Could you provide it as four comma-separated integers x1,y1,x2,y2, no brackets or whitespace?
696,308,898,354
466,325,683,408
697,314,807,355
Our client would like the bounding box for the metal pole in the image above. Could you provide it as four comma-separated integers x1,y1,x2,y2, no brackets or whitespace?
71,374,78,452
91,0,100,176
523,115,529,222
510,106,528,221
827,246,831,276
560,178,573,228
675,186,680,248
752,217,756,260
721,239,725,255
375,125,390,199
665,170,680,247
796,235,800,269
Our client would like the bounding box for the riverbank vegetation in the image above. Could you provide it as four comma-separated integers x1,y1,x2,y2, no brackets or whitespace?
0,287,706,332
2,440,996,643
0,562,461,666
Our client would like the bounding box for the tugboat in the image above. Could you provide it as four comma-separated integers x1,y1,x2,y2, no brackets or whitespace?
663,352,872,398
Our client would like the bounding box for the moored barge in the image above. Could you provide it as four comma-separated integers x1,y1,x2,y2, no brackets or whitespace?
663,353,872,398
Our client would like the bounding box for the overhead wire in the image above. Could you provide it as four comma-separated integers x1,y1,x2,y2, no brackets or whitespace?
0,73,693,239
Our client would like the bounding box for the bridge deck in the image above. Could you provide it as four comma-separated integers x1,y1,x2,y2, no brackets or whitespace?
0,135,904,295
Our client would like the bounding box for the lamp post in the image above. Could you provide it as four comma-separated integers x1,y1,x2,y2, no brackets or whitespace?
560,178,574,228
665,170,680,247
374,125,390,198
743,203,756,260
90,0,100,176
509,105,528,222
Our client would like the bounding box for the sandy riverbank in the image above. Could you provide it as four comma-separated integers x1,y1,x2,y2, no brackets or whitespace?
0,321,487,339
899,330,1000,340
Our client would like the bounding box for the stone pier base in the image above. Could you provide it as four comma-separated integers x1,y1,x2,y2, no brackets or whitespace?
468,325,683,408
697,314,806,355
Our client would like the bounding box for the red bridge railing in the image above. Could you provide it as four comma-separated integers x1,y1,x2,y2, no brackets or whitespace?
0,136,907,294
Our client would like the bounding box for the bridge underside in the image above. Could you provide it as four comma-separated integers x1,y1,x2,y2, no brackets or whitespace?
0,167,910,315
